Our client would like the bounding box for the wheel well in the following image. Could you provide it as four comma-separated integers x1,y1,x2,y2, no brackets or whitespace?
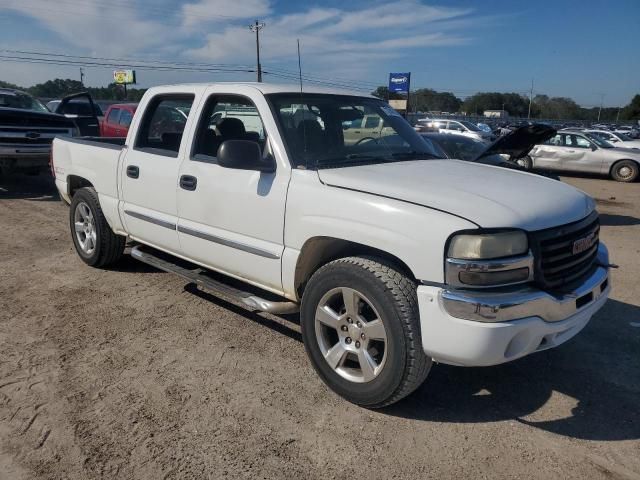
294,237,416,300
610,159,638,173
67,175,94,196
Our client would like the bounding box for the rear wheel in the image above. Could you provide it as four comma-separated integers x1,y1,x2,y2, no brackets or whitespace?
69,187,126,267
300,256,431,408
610,160,638,183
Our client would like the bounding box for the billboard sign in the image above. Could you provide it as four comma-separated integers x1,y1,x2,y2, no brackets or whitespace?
388,99,408,111
388,72,410,94
113,69,136,85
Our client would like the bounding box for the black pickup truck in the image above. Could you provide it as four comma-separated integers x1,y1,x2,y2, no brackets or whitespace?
0,89,99,176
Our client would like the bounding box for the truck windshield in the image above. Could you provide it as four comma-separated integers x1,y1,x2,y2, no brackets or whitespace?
267,93,441,168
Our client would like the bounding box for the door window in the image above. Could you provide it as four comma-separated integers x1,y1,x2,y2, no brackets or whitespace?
135,95,194,157
119,109,133,127
191,95,266,161
106,108,121,125
364,115,381,129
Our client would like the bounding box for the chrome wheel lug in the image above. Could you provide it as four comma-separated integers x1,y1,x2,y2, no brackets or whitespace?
340,325,348,332
360,333,365,340
345,337,352,345
356,321,362,328
355,341,361,348
347,317,353,324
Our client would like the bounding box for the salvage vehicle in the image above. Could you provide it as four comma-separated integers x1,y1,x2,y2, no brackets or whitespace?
0,88,75,176
526,129,640,182
52,83,611,407
419,118,494,142
421,124,559,178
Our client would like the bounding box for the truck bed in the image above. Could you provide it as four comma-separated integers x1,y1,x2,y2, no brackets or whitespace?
52,136,125,229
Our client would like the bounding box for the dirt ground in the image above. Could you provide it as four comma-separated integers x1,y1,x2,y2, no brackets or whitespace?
0,172,639,480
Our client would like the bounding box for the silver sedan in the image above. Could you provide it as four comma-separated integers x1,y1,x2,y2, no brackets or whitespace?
518,130,640,182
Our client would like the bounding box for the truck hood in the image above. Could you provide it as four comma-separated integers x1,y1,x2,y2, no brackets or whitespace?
318,160,594,231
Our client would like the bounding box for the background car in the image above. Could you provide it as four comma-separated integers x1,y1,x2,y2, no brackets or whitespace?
527,129,640,182
585,129,640,149
417,118,494,142
101,103,137,137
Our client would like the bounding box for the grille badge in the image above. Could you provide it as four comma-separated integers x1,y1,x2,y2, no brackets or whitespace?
572,232,597,255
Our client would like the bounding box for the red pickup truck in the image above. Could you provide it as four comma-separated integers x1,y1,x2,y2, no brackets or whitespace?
100,103,137,137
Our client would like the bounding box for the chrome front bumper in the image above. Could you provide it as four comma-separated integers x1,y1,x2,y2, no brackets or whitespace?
416,243,611,366
441,243,610,323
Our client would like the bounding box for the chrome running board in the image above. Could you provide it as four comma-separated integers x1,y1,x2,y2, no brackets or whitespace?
130,245,299,315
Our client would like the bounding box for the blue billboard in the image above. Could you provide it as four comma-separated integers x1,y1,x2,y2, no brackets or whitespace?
388,72,411,94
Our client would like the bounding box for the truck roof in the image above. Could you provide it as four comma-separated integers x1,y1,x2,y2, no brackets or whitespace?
146,82,374,98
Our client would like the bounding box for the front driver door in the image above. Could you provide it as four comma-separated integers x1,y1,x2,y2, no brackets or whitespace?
175,88,290,293
560,134,602,173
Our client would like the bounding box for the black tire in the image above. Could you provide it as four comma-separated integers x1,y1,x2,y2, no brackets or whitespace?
300,256,431,408
515,155,533,170
610,160,639,183
69,187,126,267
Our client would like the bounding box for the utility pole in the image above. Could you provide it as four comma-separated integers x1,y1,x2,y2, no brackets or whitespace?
616,106,621,123
597,93,605,122
80,67,85,86
527,78,534,119
249,20,265,82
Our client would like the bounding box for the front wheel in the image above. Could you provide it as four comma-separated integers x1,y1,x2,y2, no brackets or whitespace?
300,257,431,408
515,155,533,170
69,187,126,267
611,160,639,182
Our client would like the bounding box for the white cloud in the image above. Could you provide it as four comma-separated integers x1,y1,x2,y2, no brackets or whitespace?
181,0,272,27
0,0,478,88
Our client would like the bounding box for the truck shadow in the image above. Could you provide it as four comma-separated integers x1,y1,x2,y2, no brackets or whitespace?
598,213,640,226
383,298,640,441
0,173,61,201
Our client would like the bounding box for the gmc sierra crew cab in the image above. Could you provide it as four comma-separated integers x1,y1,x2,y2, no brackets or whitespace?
52,83,611,407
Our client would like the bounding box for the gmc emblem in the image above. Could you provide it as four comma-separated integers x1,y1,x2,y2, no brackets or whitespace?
25,132,41,139
572,232,597,255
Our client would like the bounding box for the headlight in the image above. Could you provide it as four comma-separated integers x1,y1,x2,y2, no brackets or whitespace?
446,230,532,288
448,231,528,259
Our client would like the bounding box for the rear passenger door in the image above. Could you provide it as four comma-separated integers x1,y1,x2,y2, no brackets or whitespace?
176,88,290,293
119,93,196,253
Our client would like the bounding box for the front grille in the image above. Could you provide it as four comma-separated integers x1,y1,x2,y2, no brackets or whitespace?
530,211,600,290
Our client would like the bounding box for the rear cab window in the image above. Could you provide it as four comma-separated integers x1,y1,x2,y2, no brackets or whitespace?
134,95,194,157
106,108,121,125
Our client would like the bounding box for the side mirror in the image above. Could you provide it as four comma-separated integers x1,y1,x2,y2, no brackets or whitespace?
590,144,597,151
217,140,275,173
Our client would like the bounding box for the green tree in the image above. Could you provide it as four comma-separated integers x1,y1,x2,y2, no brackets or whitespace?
621,94,640,121
462,92,533,117
411,88,461,113
0,80,22,90
371,86,403,100
27,78,85,98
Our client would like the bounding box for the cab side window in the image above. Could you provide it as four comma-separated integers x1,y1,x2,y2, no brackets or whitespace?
192,95,266,162
106,108,121,125
135,95,194,157
119,109,133,127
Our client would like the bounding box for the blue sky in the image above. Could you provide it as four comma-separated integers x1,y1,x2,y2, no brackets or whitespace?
0,0,638,106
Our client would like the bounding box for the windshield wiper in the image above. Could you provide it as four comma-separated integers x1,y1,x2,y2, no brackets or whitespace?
389,151,440,160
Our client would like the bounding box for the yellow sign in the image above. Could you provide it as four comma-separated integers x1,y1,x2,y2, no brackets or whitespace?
113,70,136,84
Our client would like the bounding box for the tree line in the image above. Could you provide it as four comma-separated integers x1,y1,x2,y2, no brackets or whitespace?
0,78,147,102
372,86,640,122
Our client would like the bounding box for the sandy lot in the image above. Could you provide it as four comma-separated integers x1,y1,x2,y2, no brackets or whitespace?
0,173,639,480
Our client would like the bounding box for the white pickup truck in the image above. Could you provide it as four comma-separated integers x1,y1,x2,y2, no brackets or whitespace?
52,83,611,407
